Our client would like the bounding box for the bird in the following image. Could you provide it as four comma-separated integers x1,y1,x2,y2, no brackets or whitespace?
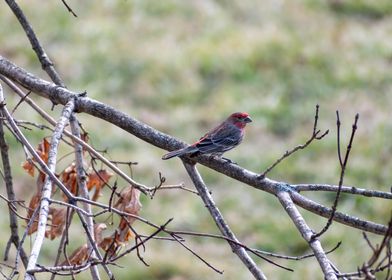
162,112,252,162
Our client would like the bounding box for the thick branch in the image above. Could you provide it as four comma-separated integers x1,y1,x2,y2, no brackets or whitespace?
290,191,387,235
0,75,150,195
0,56,389,236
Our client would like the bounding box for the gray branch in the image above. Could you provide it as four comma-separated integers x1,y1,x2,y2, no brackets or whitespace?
0,56,391,279
24,99,75,279
0,57,389,236
0,75,150,195
4,0,65,86
294,183,392,199
70,114,101,280
0,84,29,271
183,161,267,280
276,191,337,279
290,191,387,235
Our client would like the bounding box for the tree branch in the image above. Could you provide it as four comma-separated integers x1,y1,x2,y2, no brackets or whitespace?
276,190,337,280
312,112,359,239
4,0,65,87
0,56,391,278
24,99,75,279
294,184,392,199
69,114,100,280
260,104,329,178
183,161,267,280
0,57,389,236
290,191,387,235
0,75,150,195
0,84,29,273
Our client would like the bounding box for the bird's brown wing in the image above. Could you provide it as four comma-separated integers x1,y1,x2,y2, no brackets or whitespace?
195,126,243,154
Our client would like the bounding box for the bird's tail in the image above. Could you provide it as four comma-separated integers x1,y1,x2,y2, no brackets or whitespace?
162,146,197,160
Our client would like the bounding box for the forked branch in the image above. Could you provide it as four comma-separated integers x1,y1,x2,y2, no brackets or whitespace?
260,104,329,178
312,112,359,239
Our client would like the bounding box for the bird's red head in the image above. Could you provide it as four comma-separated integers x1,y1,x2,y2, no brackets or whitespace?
228,112,252,128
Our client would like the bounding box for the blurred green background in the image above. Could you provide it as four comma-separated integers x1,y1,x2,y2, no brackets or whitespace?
1,0,392,279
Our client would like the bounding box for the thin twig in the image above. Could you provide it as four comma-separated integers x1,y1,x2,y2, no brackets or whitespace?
60,0,78,17
254,242,342,261
260,104,329,178
336,111,343,167
109,160,138,166
153,184,198,195
49,206,74,280
363,232,376,253
294,184,392,199
58,205,74,280
13,205,40,280
109,218,173,262
167,232,223,274
166,230,293,271
70,114,101,280
4,0,65,86
0,86,29,269
74,210,114,279
363,216,392,271
11,90,31,114
312,113,359,239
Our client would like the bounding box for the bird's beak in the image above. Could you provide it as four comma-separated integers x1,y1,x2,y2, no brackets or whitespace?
244,116,252,123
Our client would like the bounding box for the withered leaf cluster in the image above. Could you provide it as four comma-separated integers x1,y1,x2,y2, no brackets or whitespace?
23,138,142,265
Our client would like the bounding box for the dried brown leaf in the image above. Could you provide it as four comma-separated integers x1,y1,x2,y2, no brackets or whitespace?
37,138,50,163
45,207,67,240
87,169,113,201
27,192,41,235
99,231,121,259
113,187,142,243
22,159,35,177
22,138,50,178
115,186,142,224
94,223,107,245
60,244,89,266
61,163,78,199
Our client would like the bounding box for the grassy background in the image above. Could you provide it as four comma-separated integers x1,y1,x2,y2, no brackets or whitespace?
1,0,392,279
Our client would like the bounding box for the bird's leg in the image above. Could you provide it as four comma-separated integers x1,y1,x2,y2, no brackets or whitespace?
207,153,237,165
221,157,237,165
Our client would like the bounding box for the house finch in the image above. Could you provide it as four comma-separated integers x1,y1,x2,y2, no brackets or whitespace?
162,112,252,161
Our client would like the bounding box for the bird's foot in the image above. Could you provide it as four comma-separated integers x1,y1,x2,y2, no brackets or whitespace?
221,157,237,165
